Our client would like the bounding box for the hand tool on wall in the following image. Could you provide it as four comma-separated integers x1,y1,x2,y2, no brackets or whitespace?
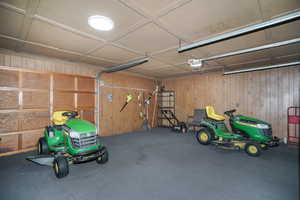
120,94,133,112
138,92,145,120
142,93,151,131
141,86,159,131
151,85,159,128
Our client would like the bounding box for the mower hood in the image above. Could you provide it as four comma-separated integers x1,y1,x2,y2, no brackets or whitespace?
235,115,271,126
65,119,96,134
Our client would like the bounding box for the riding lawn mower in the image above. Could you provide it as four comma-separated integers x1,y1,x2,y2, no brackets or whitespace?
27,111,108,178
196,106,279,157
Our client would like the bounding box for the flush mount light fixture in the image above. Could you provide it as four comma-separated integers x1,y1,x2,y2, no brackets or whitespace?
88,15,114,31
188,59,203,71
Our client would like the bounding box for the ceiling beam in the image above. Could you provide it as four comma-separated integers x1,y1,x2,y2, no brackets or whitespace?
178,10,300,53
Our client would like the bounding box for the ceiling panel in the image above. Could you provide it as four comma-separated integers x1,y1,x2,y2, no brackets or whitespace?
157,66,188,74
0,0,28,10
259,0,300,19
214,49,272,66
191,31,268,58
36,0,145,40
21,43,81,61
271,42,300,58
225,59,273,71
90,45,141,62
201,65,224,72
124,0,178,15
151,47,196,65
269,20,300,42
117,23,178,53
173,63,195,72
158,0,261,41
150,66,188,76
172,63,224,73
273,53,300,63
80,56,117,68
27,20,102,53
133,59,172,70
157,64,226,78
127,67,157,74
0,7,24,38
0,37,18,50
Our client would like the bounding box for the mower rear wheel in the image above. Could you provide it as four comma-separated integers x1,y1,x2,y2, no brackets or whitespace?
196,128,213,145
245,143,261,157
38,137,49,155
53,156,69,178
96,147,109,164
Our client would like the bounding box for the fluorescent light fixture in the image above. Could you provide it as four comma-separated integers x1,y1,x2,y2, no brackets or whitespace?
178,10,300,53
103,57,149,73
88,15,114,31
223,61,300,75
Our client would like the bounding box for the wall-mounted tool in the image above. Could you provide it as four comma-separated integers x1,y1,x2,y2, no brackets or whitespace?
120,94,133,112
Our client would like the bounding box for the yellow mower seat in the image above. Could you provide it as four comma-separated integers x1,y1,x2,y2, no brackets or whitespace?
205,106,225,121
52,111,69,125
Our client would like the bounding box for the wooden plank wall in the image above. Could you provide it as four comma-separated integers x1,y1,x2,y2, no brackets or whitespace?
99,73,156,136
0,66,96,155
0,49,99,77
163,66,300,139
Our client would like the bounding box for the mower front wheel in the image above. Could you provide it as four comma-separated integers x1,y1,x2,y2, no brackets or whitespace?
245,143,261,157
196,128,213,145
96,147,109,164
53,156,69,178
38,137,49,155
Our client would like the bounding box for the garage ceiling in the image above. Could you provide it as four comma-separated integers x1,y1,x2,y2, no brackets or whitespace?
0,0,299,78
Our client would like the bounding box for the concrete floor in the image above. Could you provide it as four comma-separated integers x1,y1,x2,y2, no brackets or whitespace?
0,128,299,200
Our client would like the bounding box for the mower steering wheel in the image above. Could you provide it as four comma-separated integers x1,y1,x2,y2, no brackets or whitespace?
62,111,78,119
224,109,236,117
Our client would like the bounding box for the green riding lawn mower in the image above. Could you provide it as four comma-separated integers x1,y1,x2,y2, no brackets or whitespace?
27,111,108,178
196,106,279,157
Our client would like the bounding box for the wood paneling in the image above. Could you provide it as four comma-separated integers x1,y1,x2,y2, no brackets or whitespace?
22,72,50,89
99,72,156,136
0,66,96,155
19,112,50,131
163,66,300,138
81,109,95,124
21,130,43,149
0,69,18,87
100,86,113,136
0,91,19,109
0,49,99,77
53,74,75,90
78,93,94,108
53,92,74,109
0,113,19,133
78,77,95,91
0,134,18,153
23,91,50,109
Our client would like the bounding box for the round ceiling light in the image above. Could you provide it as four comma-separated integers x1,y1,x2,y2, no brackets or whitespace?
88,15,114,31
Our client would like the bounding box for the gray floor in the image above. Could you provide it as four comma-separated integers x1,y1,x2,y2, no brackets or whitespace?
0,128,299,200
